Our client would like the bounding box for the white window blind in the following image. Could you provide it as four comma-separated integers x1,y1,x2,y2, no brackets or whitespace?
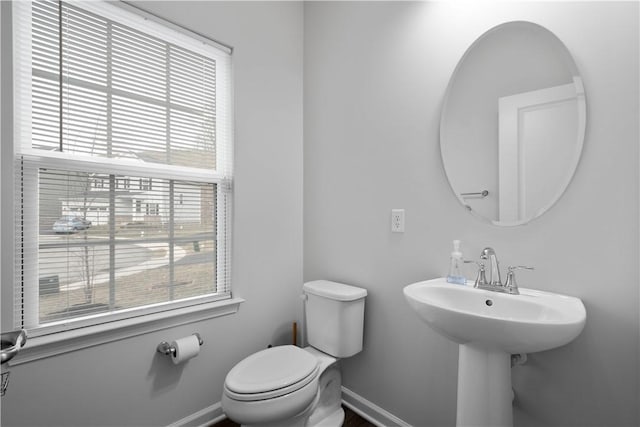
13,0,233,335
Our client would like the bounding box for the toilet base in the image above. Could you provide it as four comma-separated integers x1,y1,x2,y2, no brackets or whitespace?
240,405,310,427
239,407,344,427
305,350,343,426
309,407,344,427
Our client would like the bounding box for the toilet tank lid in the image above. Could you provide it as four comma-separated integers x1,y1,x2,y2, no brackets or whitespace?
303,280,367,301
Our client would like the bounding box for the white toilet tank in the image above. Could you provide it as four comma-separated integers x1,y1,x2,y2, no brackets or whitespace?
303,280,367,358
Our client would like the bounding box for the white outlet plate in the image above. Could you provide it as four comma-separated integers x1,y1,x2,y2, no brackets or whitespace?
391,209,405,233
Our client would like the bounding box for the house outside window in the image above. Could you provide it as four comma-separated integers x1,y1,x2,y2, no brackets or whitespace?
12,0,233,335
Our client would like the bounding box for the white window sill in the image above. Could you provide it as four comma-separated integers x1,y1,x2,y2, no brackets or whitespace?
9,297,244,366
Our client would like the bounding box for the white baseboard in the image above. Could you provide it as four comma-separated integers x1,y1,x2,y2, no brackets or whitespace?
167,401,225,427
341,386,412,427
169,388,410,427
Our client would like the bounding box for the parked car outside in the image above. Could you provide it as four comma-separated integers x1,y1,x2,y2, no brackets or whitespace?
52,216,92,233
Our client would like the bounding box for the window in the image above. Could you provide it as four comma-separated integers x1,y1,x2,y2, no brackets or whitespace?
139,178,153,191
13,1,233,335
116,178,130,190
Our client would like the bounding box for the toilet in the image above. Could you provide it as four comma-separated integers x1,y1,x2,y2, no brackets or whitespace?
222,280,367,427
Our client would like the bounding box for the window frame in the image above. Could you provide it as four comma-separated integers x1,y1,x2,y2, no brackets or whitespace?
10,0,237,340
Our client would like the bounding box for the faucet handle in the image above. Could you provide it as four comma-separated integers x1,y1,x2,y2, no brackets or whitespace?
504,266,534,295
509,265,534,272
472,261,489,288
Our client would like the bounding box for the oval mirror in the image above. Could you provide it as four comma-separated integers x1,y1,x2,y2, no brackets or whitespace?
440,21,586,226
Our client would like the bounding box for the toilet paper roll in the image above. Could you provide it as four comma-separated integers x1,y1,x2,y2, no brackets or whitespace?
171,335,200,365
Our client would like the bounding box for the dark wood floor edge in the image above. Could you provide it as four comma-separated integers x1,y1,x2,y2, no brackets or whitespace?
210,405,376,427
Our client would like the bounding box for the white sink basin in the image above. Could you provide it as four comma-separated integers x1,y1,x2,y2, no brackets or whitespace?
404,278,586,427
403,278,586,353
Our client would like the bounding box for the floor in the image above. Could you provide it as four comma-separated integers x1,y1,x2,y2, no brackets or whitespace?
212,406,375,427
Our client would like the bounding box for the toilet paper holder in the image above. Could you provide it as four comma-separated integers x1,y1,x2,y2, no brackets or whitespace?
157,333,204,356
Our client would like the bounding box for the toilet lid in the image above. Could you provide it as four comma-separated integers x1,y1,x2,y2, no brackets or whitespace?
225,345,318,397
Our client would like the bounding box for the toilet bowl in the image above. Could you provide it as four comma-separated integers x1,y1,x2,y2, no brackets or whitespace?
221,280,367,427
222,346,343,427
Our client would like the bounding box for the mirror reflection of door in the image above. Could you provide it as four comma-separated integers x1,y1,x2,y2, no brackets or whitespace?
440,21,587,226
497,77,585,224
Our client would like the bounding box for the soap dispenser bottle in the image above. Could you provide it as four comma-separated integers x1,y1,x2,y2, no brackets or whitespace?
446,240,466,285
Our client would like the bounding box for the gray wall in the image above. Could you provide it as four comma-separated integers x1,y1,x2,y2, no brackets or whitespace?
304,2,639,426
1,2,303,426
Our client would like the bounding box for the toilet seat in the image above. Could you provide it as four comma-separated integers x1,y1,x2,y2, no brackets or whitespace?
224,345,319,401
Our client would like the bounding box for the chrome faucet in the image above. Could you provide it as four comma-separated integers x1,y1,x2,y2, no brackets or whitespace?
473,247,534,295
480,247,502,287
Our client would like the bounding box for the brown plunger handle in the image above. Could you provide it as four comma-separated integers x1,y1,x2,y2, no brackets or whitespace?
293,321,298,347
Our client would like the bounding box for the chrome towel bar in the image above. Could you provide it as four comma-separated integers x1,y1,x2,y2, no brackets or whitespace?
460,190,489,198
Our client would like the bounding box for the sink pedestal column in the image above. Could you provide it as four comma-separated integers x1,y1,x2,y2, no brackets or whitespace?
457,344,512,427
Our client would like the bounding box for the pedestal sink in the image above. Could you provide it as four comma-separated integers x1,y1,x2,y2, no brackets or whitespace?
403,278,585,427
